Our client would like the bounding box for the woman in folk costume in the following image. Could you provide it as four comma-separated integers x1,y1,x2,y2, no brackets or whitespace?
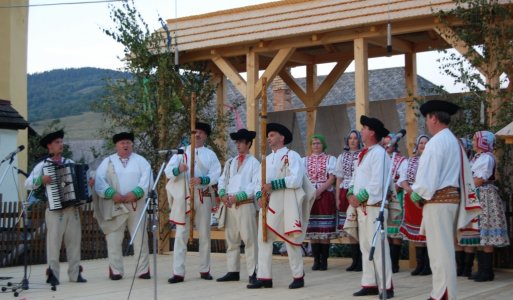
398,135,432,276
382,133,408,273
303,134,337,271
454,135,481,279
469,130,510,282
335,129,362,272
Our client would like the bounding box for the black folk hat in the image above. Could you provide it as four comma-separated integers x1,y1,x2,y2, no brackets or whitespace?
112,132,134,144
360,115,390,140
230,128,256,141
266,122,293,145
196,122,212,136
39,130,64,148
419,100,460,117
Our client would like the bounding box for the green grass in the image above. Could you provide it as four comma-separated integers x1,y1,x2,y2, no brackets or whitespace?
31,112,108,140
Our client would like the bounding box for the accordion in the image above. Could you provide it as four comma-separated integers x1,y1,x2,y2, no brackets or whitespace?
43,163,91,210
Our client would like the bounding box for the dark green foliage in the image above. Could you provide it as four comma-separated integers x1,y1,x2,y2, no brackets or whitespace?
28,68,129,122
96,0,229,169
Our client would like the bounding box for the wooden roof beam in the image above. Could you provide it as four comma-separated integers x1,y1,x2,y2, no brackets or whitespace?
255,47,296,99
313,59,352,105
367,36,413,54
278,69,307,103
323,43,337,53
260,51,313,65
179,17,441,64
212,55,247,98
434,23,488,76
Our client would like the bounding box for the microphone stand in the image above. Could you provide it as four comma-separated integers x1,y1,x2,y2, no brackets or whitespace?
369,152,395,300
129,152,170,300
1,170,54,297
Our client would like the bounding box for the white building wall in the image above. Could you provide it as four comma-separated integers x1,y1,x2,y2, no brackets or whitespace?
0,129,22,203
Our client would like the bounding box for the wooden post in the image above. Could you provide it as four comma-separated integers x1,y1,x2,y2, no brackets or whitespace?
247,48,259,156
354,38,369,130
306,64,317,154
404,52,418,157
260,77,268,242
404,52,418,268
214,72,228,163
189,92,196,244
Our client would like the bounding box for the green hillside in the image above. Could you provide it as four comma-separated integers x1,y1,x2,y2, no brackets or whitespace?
28,67,128,122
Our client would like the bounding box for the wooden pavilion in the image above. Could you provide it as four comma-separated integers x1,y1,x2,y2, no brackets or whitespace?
164,0,475,154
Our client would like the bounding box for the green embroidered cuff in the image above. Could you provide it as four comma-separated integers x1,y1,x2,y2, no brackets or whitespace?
104,187,116,199
236,191,248,201
356,189,369,203
219,189,226,198
255,191,262,200
132,186,144,199
271,178,286,190
172,167,180,176
34,176,43,187
347,186,354,196
200,176,210,185
410,192,423,203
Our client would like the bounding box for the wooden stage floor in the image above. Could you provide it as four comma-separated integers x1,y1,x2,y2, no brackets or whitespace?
1,253,512,299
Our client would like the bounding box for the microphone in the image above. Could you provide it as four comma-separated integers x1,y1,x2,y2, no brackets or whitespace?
13,167,28,178
387,129,406,148
157,149,185,155
1,145,25,164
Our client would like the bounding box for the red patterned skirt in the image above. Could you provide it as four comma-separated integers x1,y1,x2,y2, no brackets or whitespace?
337,188,350,234
306,190,337,240
399,192,426,242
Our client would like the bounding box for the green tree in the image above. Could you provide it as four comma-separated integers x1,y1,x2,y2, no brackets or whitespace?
435,0,513,265
96,0,228,168
96,0,231,252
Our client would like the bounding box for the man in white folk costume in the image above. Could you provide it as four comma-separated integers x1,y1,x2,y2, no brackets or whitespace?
247,123,315,290
216,129,260,284
25,130,87,285
411,100,481,300
94,132,152,280
348,116,394,299
165,122,222,283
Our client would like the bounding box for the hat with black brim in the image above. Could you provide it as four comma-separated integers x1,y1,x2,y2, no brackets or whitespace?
266,123,293,145
419,100,460,117
230,128,256,141
39,130,64,148
196,122,212,136
360,116,390,140
112,132,134,144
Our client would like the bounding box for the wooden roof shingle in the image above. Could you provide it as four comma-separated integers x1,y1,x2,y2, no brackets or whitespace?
0,99,28,130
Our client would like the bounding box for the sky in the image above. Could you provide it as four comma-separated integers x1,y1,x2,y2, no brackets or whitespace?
26,0,467,93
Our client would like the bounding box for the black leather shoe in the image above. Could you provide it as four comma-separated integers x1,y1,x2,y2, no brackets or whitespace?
249,272,257,284
138,271,151,279
76,274,87,283
200,272,213,280
379,289,395,299
216,272,239,282
168,275,184,284
353,287,379,296
46,268,60,286
288,277,304,289
247,279,273,289
110,274,122,281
